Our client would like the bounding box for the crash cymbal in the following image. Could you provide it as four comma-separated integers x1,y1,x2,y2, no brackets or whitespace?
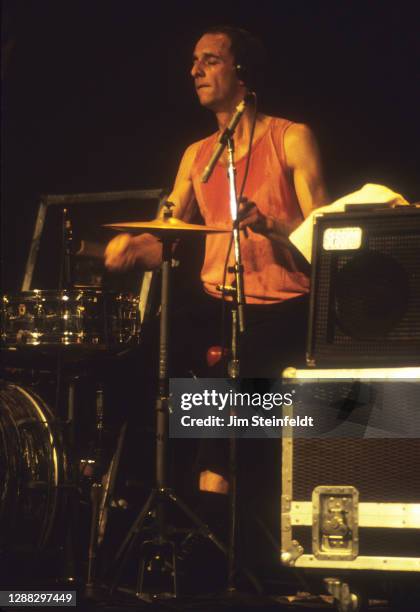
104,217,230,234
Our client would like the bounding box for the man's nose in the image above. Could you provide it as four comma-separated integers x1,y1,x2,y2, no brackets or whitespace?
191,60,205,78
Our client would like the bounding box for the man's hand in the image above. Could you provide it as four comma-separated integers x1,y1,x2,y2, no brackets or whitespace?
237,197,267,233
105,233,133,270
104,233,162,271
237,197,300,243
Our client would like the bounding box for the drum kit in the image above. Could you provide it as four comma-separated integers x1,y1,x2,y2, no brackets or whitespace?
0,204,237,599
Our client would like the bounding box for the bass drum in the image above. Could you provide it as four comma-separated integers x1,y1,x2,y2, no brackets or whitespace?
0,382,68,553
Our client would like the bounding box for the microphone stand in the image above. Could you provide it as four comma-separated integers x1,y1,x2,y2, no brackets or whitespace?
201,94,252,185
226,137,246,337
202,96,258,594
225,135,247,593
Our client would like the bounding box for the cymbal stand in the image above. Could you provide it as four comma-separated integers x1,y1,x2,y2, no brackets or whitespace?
109,204,227,600
59,207,73,290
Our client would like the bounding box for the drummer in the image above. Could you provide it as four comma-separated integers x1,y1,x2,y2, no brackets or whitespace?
105,26,328,495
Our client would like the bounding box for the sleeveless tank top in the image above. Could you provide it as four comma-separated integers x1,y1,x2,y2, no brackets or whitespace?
191,116,309,304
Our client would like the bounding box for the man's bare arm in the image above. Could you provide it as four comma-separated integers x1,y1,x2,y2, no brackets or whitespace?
165,142,199,220
285,123,329,217
105,142,199,270
238,123,329,241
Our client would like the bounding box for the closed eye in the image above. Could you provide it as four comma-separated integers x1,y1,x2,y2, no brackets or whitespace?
192,53,223,68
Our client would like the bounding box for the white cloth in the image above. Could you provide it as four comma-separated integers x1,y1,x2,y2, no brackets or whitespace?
289,183,409,263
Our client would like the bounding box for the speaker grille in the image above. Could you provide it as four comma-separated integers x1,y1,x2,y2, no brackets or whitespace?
309,209,420,366
293,438,420,503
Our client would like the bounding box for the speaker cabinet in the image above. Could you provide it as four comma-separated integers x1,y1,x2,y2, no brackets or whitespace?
281,368,420,585
307,207,420,367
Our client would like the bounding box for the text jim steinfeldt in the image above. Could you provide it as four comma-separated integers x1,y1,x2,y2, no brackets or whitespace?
180,413,314,427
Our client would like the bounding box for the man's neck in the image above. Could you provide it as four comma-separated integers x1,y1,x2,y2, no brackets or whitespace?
215,106,261,145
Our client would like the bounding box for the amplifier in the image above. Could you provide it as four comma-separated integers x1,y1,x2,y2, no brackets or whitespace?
306,207,420,367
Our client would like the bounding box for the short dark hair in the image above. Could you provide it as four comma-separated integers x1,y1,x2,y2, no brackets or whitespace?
200,25,267,91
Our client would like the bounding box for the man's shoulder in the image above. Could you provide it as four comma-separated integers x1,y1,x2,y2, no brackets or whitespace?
267,114,295,131
182,131,218,165
283,122,315,148
267,116,314,148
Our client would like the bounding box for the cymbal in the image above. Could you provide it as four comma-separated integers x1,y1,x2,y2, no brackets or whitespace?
104,217,230,234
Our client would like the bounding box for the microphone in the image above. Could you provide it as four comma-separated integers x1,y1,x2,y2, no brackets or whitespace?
201,92,254,183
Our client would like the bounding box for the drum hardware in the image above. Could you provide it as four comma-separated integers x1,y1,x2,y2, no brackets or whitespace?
97,422,128,547
85,385,106,592
64,378,77,584
60,207,73,290
0,382,70,574
0,363,119,589
2,189,166,356
2,189,168,588
60,375,120,591
1,290,141,351
22,188,167,292
63,376,125,592
1,187,257,594
105,204,231,600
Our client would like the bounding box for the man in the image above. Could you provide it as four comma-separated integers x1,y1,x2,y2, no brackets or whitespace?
105,25,327,273
105,26,328,495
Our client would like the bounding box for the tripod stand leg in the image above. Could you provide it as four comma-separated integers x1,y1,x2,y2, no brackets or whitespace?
110,488,158,595
167,490,227,554
167,489,263,594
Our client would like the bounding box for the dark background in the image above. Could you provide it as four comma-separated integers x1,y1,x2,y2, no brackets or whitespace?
2,0,419,292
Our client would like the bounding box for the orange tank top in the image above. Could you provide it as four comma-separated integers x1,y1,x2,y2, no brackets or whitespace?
191,116,309,304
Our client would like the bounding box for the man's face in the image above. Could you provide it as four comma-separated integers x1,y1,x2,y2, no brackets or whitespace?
191,33,245,112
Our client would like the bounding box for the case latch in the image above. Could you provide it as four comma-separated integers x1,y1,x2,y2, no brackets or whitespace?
312,486,359,560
